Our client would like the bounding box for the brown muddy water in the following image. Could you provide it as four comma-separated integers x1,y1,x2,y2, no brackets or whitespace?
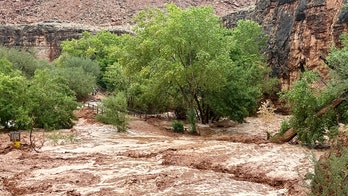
0,110,325,196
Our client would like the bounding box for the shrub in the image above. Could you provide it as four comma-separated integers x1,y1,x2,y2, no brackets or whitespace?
171,121,184,133
97,92,128,132
28,69,78,130
53,67,97,99
53,56,100,99
257,99,276,123
280,71,338,146
308,148,348,195
0,46,47,78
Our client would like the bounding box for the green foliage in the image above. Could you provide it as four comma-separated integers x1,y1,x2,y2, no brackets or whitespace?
55,55,101,78
53,55,100,99
97,92,128,132
61,31,126,88
171,121,184,133
327,33,348,96
279,33,348,146
0,53,78,131
187,109,197,133
54,67,96,99
343,3,348,10
207,65,262,122
28,69,78,130
279,120,291,134
102,62,129,92
308,148,348,196
121,4,269,124
0,58,32,129
280,71,337,146
0,46,48,78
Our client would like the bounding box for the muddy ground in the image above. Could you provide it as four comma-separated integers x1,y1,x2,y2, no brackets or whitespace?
0,107,325,196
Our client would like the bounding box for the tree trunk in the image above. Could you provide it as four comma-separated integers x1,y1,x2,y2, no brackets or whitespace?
269,128,297,143
269,97,344,144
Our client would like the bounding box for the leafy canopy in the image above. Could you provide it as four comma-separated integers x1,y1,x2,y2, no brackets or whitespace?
120,4,269,123
61,31,126,88
280,33,348,146
53,55,100,99
0,50,78,131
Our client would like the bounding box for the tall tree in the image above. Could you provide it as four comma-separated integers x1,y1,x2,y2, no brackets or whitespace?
121,4,268,125
0,58,32,129
28,69,78,130
61,31,125,88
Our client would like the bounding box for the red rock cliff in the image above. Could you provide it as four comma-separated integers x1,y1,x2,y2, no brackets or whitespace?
224,0,348,88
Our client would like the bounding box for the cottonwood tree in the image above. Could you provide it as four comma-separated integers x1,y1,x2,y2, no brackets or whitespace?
121,4,269,127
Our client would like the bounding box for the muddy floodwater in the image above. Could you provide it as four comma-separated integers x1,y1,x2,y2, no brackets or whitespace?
0,109,325,195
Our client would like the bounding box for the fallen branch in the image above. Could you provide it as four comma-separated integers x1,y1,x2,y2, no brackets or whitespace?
29,129,45,153
269,97,345,144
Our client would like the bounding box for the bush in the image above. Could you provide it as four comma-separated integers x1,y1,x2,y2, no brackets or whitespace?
0,46,47,78
308,148,348,195
280,71,338,146
53,67,97,99
308,129,348,195
257,100,276,123
0,58,32,130
97,92,128,132
171,121,184,133
28,69,78,130
53,56,100,99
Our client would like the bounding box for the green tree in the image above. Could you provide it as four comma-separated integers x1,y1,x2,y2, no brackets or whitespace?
53,55,100,99
280,71,337,146
277,33,348,145
61,31,126,88
102,62,129,92
0,50,79,131
28,69,78,130
0,58,32,129
121,4,268,125
0,46,48,78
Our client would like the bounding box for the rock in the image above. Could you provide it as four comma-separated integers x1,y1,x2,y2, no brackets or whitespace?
0,22,132,61
222,0,348,89
1,0,346,88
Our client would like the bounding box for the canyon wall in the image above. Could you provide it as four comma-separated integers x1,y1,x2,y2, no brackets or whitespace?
223,0,348,88
0,0,255,61
0,22,130,61
1,0,348,87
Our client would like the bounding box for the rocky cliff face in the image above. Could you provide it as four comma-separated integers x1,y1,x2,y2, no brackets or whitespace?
1,0,347,86
0,22,131,61
223,0,348,88
0,0,255,61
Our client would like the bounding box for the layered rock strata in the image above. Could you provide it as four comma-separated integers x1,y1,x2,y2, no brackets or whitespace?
0,22,130,60
223,0,348,88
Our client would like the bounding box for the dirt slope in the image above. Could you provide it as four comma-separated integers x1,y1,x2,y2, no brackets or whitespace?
0,0,256,25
